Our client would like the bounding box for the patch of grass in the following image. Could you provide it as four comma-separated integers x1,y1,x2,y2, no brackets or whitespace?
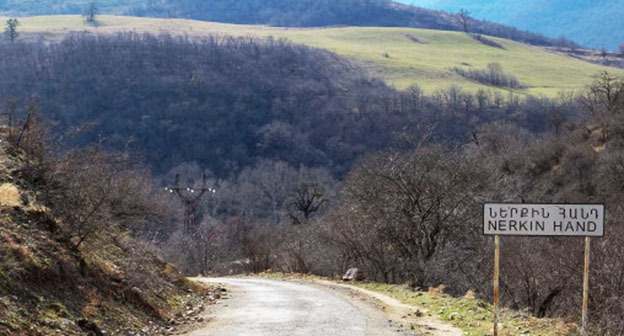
354,282,578,336
13,15,624,97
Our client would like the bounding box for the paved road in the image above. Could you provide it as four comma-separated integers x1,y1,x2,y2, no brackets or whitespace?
186,278,415,336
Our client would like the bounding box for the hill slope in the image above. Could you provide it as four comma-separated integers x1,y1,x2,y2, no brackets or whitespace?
0,0,575,48
0,23,583,180
14,15,624,96
399,0,624,51
0,131,212,335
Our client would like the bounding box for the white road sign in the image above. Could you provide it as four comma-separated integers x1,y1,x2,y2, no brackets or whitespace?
484,203,604,237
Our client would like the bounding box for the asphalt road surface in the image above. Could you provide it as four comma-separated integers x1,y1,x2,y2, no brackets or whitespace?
186,278,461,336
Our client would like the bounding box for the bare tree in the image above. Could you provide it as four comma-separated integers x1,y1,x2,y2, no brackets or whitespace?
1,97,17,141
287,167,334,225
83,2,99,25
329,146,488,285
456,9,471,33
580,72,624,141
4,18,19,42
235,160,297,224
288,182,326,225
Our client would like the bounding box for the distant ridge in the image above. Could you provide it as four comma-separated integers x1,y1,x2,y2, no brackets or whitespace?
0,0,579,48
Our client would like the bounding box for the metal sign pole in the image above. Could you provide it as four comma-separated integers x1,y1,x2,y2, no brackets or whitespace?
493,235,500,336
581,236,591,335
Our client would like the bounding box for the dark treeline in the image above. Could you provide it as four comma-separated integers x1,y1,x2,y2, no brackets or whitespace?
0,0,578,48
0,33,572,178
1,33,376,176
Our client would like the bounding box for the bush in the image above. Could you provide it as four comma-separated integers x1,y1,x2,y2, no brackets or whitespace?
42,146,166,250
454,63,526,88
471,34,505,49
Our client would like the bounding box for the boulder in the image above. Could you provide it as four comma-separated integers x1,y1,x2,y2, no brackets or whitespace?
342,268,365,282
76,319,104,336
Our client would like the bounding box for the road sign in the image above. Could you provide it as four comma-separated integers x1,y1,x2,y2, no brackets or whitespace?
484,203,604,237
483,203,604,335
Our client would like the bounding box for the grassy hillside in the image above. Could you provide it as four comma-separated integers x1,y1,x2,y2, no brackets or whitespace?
0,0,575,49
13,15,624,97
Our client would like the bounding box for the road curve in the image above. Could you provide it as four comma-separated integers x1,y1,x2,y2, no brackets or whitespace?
186,278,414,336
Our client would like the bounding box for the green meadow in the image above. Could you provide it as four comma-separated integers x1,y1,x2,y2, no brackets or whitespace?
12,15,624,96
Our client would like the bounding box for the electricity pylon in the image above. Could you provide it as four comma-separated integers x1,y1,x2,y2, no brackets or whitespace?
165,173,216,234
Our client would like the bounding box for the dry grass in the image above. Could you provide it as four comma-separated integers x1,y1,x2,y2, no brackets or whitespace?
428,284,447,294
463,290,476,299
0,183,20,207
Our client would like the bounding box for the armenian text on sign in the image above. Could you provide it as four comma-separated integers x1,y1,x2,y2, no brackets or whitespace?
484,204,604,237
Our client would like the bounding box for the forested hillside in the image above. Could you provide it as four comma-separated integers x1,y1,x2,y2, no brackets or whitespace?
0,33,574,178
0,33,388,176
0,0,577,48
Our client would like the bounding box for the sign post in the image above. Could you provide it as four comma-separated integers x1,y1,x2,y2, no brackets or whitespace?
581,236,591,334
483,203,604,336
493,235,500,336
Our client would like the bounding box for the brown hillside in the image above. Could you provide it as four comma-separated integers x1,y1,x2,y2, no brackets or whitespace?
0,128,214,335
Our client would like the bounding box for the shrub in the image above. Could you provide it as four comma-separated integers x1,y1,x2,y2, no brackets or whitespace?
471,34,505,49
454,63,526,89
